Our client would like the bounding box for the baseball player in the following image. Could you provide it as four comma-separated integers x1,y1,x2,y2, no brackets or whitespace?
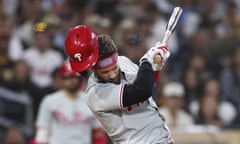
34,61,107,144
65,25,173,144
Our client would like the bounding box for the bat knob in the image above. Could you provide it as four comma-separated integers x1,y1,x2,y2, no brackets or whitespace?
154,54,162,64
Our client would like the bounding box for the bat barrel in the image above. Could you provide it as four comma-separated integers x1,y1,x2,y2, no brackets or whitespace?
167,7,183,32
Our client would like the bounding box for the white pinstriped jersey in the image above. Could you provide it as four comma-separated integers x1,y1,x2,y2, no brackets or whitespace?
84,56,171,144
36,90,101,144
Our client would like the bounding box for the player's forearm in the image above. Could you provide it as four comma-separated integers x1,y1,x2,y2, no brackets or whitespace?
122,62,154,107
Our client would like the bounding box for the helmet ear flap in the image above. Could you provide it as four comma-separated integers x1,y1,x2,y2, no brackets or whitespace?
65,25,99,72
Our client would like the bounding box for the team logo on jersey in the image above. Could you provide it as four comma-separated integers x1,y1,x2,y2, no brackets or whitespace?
74,53,82,61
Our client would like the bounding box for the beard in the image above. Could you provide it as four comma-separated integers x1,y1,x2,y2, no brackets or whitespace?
108,74,121,84
96,70,121,84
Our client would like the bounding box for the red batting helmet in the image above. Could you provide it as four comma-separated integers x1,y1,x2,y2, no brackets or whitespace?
59,61,81,78
65,25,99,72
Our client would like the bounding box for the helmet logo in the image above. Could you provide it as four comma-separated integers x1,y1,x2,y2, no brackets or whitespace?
74,53,82,61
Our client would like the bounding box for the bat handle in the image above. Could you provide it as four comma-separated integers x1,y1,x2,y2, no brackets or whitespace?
162,30,172,45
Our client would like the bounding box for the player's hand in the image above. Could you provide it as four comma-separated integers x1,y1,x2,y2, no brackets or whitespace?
139,42,170,71
153,42,170,71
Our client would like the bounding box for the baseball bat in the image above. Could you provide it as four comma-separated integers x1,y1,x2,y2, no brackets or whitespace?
154,6,183,84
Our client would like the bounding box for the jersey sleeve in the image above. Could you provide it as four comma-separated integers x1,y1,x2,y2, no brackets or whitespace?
86,82,124,112
36,96,52,129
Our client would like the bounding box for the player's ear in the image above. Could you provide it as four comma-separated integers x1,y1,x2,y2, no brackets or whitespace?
92,67,97,73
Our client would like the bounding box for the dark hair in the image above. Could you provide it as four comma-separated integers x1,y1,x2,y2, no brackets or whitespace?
98,34,118,60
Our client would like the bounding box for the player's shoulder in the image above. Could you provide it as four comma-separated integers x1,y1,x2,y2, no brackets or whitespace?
118,56,134,65
118,56,138,73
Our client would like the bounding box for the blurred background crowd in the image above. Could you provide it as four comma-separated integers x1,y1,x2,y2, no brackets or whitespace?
0,0,240,143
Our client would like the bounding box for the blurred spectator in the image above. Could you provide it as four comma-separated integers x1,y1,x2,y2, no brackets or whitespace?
85,14,113,36
168,29,216,80
4,59,42,120
41,13,66,57
34,61,107,144
159,81,194,131
153,0,173,14
219,46,240,128
4,127,25,144
1,0,18,16
188,54,207,73
178,0,201,39
206,1,240,72
41,0,67,13
181,68,202,111
216,0,240,40
22,22,64,90
190,77,237,128
1,14,24,62
95,0,119,24
198,0,225,30
113,18,147,64
16,0,46,47
0,19,14,86
113,18,136,52
195,95,223,128
43,66,63,94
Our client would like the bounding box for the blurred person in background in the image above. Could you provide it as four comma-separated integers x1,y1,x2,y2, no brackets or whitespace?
113,18,148,64
219,46,240,128
216,0,240,41
4,127,25,144
178,0,201,40
43,66,63,94
4,59,42,120
41,13,67,58
204,1,240,74
1,0,18,16
167,29,214,81
15,0,47,48
181,68,201,112
195,94,223,128
0,14,24,62
0,17,14,86
34,61,107,144
86,14,114,36
159,81,194,131
22,22,64,92
193,77,237,128
185,53,212,80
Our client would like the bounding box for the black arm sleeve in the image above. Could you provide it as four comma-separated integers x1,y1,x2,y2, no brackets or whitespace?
122,61,154,107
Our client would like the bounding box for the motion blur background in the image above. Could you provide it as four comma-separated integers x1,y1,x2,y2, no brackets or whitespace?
0,0,240,143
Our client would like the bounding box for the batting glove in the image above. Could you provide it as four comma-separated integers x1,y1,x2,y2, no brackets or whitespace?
139,42,170,71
